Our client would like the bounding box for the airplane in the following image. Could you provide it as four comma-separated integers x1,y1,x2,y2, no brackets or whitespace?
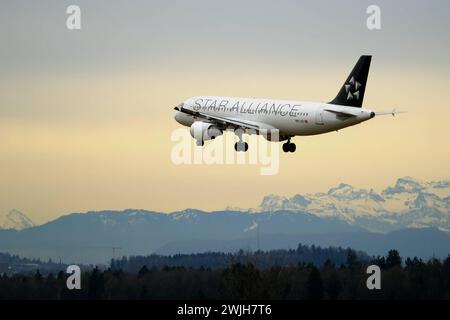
174,55,402,153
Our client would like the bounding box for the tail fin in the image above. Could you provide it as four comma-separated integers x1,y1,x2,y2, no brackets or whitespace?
329,55,372,108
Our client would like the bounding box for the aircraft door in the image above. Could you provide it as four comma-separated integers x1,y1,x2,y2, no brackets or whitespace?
315,109,324,125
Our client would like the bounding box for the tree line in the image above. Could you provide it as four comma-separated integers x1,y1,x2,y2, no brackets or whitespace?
0,246,449,299
111,244,369,272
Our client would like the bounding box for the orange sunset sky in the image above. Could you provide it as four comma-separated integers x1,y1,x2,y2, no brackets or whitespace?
1,1,449,224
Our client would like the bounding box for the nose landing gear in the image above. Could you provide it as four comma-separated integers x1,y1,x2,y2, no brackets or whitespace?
234,128,249,152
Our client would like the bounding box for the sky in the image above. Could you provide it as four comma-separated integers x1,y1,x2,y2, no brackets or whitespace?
0,0,449,224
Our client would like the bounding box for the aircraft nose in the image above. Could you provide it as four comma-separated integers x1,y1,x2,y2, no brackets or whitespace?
174,102,184,123
174,111,182,123
174,110,192,126
370,112,375,118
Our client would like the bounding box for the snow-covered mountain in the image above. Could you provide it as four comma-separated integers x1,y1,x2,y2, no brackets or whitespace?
1,208,448,263
256,177,450,232
0,209,35,230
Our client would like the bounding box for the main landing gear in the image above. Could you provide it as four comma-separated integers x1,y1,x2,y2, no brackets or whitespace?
234,141,249,152
282,138,296,153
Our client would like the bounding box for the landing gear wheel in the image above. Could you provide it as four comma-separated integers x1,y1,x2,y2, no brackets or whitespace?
282,141,296,153
234,142,248,152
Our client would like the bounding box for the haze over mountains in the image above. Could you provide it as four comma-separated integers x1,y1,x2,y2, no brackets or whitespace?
0,177,448,264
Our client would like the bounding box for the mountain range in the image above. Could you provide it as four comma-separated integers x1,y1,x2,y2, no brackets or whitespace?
0,177,448,264
235,177,450,232
0,208,448,264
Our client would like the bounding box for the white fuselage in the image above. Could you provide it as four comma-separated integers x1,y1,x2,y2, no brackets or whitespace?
175,96,374,137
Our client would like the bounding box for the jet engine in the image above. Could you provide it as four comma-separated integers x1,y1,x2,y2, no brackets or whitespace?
190,121,223,142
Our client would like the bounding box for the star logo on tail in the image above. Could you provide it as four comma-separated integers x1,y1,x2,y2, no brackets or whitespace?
345,76,362,100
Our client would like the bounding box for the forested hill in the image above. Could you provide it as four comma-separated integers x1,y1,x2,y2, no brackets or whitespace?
112,244,369,273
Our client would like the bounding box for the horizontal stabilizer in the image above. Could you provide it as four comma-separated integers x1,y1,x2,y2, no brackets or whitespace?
324,106,360,117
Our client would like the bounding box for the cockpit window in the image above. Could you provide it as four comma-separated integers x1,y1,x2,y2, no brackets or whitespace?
174,102,184,110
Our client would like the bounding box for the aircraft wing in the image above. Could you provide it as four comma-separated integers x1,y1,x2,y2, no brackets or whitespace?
178,106,275,131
